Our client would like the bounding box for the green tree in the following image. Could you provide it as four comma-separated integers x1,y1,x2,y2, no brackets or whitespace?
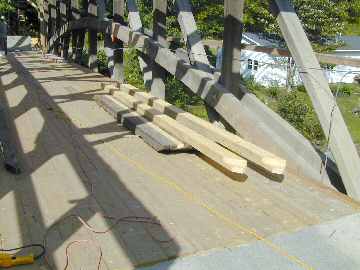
293,0,348,41
190,0,349,45
0,0,14,15
347,0,360,22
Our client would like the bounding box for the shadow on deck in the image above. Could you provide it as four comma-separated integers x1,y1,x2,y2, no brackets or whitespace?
0,52,180,270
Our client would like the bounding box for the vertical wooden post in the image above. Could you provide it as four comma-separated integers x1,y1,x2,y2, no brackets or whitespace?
59,0,66,57
41,0,49,53
60,0,71,59
55,0,62,55
220,0,244,92
126,0,156,89
75,0,87,64
176,0,226,127
71,0,80,61
113,0,125,82
272,0,360,200
98,0,112,76
49,0,57,53
150,0,167,99
176,0,210,72
88,0,98,71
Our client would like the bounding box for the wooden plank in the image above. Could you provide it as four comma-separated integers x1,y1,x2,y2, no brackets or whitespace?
60,0,70,59
124,0,155,96
175,0,211,72
70,0,80,59
112,22,341,187
175,0,224,127
6,53,360,269
148,0,167,99
95,95,190,152
74,0,86,63
48,0,57,53
40,0,49,52
273,0,360,200
243,45,360,68
55,0,62,56
316,53,360,68
117,86,286,174
203,41,360,69
220,0,244,91
113,92,247,174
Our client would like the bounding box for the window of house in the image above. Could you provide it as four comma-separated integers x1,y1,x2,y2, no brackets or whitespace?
247,59,253,70
253,60,259,71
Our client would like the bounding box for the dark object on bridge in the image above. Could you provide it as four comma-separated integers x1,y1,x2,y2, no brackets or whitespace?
0,106,21,175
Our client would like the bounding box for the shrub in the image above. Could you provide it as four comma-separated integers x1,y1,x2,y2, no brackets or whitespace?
268,86,279,99
297,85,306,92
97,49,109,75
335,84,353,96
278,92,308,130
124,49,145,89
242,76,266,93
166,76,203,109
80,49,89,66
277,92,325,144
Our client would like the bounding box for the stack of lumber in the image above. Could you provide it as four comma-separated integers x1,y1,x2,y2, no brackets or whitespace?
95,94,190,152
97,83,286,175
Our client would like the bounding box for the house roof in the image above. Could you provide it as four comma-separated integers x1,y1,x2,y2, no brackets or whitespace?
337,36,360,51
242,32,280,47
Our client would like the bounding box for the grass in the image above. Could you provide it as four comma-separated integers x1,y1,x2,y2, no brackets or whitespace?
186,105,209,120
116,47,360,147
343,22,360,36
337,89,360,144
181,82,360,146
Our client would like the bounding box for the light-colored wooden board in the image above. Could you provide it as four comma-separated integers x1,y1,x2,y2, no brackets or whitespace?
94,94,190,151
117,86,286,174
113,92,247,174
2,53,360,270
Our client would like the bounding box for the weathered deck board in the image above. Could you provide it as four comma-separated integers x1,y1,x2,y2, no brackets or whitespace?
1,52,360,270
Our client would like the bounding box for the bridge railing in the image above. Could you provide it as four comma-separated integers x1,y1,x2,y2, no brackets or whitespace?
39,0,360,201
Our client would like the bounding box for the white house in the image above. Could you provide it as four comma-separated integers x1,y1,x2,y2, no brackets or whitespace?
215,33,360,87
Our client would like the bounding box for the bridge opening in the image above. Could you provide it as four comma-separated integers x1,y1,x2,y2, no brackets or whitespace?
1,0,360,269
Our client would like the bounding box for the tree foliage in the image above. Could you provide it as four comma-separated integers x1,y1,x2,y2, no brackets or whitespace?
191,0,354,44
347,0,360,23
0,1,15,15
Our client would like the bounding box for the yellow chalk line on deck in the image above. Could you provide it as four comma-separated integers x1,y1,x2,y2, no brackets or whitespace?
105,145,315,270
55,92,315,270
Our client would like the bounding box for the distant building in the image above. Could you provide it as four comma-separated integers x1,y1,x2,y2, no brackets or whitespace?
215,33,360,87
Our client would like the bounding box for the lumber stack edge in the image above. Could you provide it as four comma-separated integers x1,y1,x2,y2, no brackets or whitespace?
102,83,286,175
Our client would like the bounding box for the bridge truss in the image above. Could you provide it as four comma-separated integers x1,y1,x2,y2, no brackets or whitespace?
36,0,360,200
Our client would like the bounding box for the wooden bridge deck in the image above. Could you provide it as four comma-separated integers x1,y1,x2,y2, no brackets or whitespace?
1,52,360,270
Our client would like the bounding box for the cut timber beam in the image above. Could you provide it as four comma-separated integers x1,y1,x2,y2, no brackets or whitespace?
95,95,190,151
175,0,224,126
112,22,341,188
117,85,286,174
113,92,247,174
